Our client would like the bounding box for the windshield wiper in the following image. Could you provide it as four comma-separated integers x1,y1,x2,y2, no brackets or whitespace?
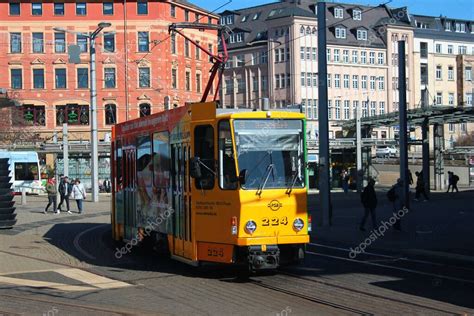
286,172,300,196
256,163,274,197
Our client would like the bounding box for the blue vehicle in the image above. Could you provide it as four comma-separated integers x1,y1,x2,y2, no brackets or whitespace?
0,151,42,193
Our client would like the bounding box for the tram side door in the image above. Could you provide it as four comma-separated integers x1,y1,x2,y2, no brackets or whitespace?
123,148,137,241
171,142,193,260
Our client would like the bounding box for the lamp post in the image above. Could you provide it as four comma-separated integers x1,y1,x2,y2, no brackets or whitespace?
54,22,111,202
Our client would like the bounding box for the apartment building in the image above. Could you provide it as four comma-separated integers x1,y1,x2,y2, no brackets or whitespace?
412,15,474,147
0,0,218,143
219,0,414,141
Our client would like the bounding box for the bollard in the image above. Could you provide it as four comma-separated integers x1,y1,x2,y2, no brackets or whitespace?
21,187,27,205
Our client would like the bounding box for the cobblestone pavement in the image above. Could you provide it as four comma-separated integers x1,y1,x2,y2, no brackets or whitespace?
0,194,473,315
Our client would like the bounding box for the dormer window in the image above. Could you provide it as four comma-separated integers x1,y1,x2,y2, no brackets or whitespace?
353,9,362,20
455,22,466,33
252,12,261,20
241,15,248,22
335,26,346,39
334,7,343,19
445,21,452,31
357,29,367,40
269,9,277,17
226,15,234,25
236,33,243,43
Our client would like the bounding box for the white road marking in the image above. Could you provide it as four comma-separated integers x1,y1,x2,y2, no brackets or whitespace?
0,275,96,292
306,251,474,285
73,224,108,260
56,268,130,289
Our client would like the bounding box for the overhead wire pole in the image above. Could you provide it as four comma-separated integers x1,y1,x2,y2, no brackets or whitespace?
398,40,409,209
317,2,331,226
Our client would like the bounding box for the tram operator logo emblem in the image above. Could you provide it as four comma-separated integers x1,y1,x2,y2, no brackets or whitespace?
268,200,282,211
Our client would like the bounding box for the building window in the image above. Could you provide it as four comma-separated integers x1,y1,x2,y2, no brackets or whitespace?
185,70,191,91
352,101,358,117
77,35,88,53
312,47,317,60
357,29,367,40
196,73,201,93
353,9,362,20
171,68,177,89
362,101,368,117
105,104,116,125
195,13,200,22
352,51,358,63
170,4,176,17
260,51,268,64
9,3,20,15
138,32,149,52
461,123,467,133
312,73,317,87
54,32,66,53
103,2,114,15
459,46,467,54
225,79,233,94
261,75,267,91
343,74,349,88
139,103,151,117
300,73,305,87
327,100,332,120
137,1,148,15
32,3,42,15
378,77,385,90
352,75,358,89
138,67,151,88
334,7,343,18
448,93,454,105
327,74,331,88
11,69,22,89
184,39,190,57
369,52,375,64
420,42,428,58
370,76,376,90
76,2,87,15
56,104,89,125
448,66,454,80
237,78,245,93
33,69,44,89
466,93,473,106
209,44,214,62
77,68,88,89
377,52,384,65
10,32,21,53
369,101,376,116
448,123,455,132
53,3,64,15
361,75,367,89
252,12,260,20
55,68,67,89
379,102,385,115
343,50,349,63
32,32,44,53
334,74,340,88
436,65,442,80
21,105,45,126
361,51,367,63
104,33,115,52
305,47,310,60
335,27,346,39
436,92,442,105
185,10,189,21
445,21,452,31
195,41,201,59
104,68,116,88
275,74,281,89
171,33,176,54
343,100,350,119
435,43,442,53
334,49,340,62
448,45,453,54
465,67,472,81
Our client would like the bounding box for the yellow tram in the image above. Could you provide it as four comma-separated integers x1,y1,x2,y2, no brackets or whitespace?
111,101,310,270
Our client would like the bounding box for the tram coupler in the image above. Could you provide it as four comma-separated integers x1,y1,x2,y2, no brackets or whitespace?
248,245,280,270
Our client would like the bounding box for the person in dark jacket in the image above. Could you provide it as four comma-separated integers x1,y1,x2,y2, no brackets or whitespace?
58,176,72,214
451,172,460,193
359,178,377,231
414,171,429,201
44,177,58,214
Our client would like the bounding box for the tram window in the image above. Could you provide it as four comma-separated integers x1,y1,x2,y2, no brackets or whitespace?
116,140,123,187
218,120,237,190
194,125,215,190
136,135,152,211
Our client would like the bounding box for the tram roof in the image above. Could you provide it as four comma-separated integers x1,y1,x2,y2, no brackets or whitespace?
334,106,474,129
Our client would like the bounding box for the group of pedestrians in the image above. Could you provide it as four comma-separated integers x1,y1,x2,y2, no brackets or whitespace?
44,176,87,215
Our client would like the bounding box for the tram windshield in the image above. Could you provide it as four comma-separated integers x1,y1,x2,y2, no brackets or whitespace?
233,119,305,190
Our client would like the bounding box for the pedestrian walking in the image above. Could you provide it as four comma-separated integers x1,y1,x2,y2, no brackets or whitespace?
388,178,404,231
359,178,377,231
414,171,429,201
451,172,460,193
408,170,413,186
103,178,111,193
341,169,349,194
44,177,58,214
446,171,453,193
58,176,72,214
71,179,87,214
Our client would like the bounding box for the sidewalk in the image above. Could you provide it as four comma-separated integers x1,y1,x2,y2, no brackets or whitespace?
309,189,474,264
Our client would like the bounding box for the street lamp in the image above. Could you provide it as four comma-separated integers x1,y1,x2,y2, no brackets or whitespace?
53,22,111,202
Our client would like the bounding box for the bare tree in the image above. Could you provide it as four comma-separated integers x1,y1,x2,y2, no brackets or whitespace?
0,106,41,147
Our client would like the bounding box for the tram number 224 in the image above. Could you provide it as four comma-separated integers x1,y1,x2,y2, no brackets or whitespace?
262,217,288,226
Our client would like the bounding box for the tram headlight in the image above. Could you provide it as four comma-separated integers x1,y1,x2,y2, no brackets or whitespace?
293,218,305,232
245,220,257,234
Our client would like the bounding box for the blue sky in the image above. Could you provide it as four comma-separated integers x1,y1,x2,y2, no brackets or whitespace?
192,0,474,20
